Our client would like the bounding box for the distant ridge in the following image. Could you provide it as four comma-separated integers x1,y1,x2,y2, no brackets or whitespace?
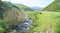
30,6,43,11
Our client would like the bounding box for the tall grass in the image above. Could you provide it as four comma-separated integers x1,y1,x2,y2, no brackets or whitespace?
26,11,60,33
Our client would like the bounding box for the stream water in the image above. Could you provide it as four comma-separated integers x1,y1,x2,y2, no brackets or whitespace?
6,15,33,33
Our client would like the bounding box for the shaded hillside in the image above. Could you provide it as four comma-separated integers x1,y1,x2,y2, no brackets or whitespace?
43,0,60,12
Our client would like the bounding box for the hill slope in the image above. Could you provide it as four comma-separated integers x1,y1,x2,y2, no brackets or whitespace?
43,0,60,12
15,4,34,11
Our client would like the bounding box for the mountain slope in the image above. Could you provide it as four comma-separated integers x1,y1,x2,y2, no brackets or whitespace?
43,0,60,12
15,4,34,11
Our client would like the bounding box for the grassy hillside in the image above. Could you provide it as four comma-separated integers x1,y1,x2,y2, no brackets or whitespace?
15,4,33,11
0,1,33,11
26,11,60,33
43,0,60,12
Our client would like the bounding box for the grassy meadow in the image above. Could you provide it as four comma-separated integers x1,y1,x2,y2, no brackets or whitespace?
26,11,60,33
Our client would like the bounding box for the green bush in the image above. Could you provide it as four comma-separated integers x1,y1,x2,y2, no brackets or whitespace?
0,27,5,33
0,20,11,32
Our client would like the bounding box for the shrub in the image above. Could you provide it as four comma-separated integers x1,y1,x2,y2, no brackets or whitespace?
0,27,5,33
0,20,11,30
0,20,11,33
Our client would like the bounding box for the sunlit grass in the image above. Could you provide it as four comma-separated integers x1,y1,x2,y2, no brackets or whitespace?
27,11,60,33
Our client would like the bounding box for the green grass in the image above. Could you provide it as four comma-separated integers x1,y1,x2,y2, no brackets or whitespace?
26,11,60,33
